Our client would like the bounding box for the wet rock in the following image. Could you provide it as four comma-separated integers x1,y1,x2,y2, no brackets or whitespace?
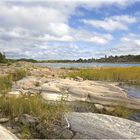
94,104,104,110
0,118,9,123
19,114,39,127
129,113,140,123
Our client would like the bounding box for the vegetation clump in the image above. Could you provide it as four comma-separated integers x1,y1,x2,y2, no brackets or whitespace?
0,75,12,94
9,69,27,81
69,101,133,119
66,67,140,85
0,69,27,94
0,95,67,139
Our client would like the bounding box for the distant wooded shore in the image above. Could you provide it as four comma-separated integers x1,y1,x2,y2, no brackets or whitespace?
0,52,140,64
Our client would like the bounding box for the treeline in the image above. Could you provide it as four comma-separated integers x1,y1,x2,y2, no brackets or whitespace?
38,55,140,63
76,55,140,63
1,52,140,63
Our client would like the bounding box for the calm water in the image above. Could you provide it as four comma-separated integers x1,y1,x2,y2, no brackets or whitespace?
121,85,140,98
35,62,140,68
123,85,140,122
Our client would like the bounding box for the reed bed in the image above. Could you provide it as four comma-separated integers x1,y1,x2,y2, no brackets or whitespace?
66,67,140,85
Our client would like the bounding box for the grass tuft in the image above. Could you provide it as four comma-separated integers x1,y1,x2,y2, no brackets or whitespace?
0,75,12,94
9,69,27,81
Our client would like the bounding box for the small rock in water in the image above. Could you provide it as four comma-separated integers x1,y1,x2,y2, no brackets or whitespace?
94,104,104,110
0,118,9,123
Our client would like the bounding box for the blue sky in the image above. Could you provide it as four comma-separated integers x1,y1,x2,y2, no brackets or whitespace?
0,0,140,60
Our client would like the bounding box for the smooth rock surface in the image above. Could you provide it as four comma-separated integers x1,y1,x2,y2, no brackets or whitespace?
0,125,18,139
67,112,140,139
12,77,140,109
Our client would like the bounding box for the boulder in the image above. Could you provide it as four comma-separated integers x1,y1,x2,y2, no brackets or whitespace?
67,112,140,139
19,114,39,127
94,104,104,110
0,118,9,123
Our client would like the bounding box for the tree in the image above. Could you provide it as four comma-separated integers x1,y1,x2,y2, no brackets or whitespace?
0,52,6,63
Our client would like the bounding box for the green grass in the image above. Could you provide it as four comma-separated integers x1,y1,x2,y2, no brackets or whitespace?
0,95,67,138
109,105,133,118
69,101,133,119
0,95,67,120
96,104,133,118
0,69,27,95
66,67,140,85
0,75,12,94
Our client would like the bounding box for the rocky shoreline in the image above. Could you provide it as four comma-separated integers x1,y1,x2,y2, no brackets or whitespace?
0,62,140,139
10,76,140,110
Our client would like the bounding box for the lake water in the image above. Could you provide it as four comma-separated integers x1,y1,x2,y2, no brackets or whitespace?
121,85,140,98
35,62,140,68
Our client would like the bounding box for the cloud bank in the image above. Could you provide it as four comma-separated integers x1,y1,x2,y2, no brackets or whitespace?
0,0,139,59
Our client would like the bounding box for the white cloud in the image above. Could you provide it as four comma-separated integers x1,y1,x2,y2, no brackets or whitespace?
0,0,138,59
111,33,140,55
39,29,113,45
83,15,136,31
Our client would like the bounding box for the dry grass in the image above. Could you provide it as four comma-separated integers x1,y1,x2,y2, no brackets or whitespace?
0,95,67,121
66,67,140,85
0,75,12,94
0,69,27,94
9,69,27,81
0,95,67,138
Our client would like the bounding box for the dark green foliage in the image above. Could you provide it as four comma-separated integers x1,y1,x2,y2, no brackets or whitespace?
0,52,6,63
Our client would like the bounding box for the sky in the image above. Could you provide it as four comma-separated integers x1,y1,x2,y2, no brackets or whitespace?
0,0,140,60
